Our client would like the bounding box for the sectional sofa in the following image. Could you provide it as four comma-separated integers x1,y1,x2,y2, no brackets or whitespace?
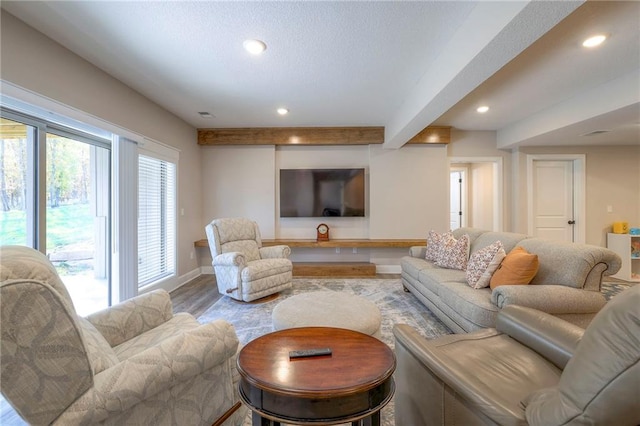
401,227,622,333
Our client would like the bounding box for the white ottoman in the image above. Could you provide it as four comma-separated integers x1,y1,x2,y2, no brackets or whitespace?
272,291,382,339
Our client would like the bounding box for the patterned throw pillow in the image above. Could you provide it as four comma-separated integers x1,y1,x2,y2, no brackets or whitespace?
466,241,506,289
434,234,470,270
425,230,451,261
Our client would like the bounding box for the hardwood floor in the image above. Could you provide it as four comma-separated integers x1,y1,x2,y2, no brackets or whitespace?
171,273,223,317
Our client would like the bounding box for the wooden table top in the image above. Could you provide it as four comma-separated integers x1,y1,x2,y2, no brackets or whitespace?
237,327,395,399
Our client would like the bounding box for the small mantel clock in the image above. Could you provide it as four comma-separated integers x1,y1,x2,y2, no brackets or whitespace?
316,223,330,241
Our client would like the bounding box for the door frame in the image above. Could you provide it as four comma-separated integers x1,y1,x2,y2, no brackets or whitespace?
526,154,585,243
449,157,503,231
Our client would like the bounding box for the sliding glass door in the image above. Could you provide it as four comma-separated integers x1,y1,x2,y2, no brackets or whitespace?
0,113,111,315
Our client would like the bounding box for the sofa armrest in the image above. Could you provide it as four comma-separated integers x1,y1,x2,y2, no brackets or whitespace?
409,246,427,259
213,252,246,267
58,320,239,424
492,285,606,314
259,245,291,259
86,290,173,347
497,305,584,369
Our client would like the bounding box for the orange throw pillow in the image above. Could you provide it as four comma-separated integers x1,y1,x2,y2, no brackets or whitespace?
489,246,539,289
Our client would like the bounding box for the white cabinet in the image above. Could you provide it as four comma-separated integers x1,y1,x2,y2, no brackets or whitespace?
607,233,640,282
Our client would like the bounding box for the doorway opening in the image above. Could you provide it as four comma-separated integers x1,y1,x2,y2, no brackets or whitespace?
449,157,503,231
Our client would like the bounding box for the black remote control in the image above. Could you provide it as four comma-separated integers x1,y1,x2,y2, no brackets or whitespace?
289,348,332,359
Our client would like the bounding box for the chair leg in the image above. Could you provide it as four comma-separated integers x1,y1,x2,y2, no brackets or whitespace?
212,401,242,426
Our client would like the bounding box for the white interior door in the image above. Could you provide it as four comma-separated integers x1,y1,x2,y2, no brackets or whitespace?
532,160,574,241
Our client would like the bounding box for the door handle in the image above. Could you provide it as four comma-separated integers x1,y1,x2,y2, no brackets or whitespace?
568,220,576,225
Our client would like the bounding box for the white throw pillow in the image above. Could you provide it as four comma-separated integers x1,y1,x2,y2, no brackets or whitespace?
466,241,506,289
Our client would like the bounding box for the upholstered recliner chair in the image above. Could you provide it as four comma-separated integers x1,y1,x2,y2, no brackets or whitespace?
393,284,640,426
0,245,246,426
205,217,292,302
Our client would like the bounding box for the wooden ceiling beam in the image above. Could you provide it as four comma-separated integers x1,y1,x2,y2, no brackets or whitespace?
198,127,384,146
198,125,451,146
406,126,451,144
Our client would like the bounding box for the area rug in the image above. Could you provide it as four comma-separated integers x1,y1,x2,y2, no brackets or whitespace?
197,279,630,426
198,278,451,426
197,278,453,348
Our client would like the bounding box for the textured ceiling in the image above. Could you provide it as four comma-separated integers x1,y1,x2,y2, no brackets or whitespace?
1,1,638,148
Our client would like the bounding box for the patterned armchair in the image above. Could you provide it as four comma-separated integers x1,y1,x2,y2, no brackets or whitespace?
0,245,246,426
205,218,292,302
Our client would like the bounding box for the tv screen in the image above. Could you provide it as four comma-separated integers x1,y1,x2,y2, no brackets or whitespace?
280,168,365,217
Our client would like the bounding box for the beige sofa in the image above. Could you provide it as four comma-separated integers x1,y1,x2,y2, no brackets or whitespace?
393,285,640,426
401,227,621,332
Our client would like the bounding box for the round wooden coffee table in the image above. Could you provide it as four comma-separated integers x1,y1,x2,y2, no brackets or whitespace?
237,327,395,425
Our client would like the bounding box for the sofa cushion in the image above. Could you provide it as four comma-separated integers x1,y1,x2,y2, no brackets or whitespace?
438,281,498,329
113,313,199,360
221,240,261,262
490,247,539,289
435,234,470,270
470,231,529,256
418,268,467,297
401,255,436,281
242,258,293,282
452,227,487,247
466,241,506,289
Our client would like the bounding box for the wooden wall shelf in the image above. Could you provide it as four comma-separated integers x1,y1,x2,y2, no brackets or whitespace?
195,238,425,249
196,238,424,277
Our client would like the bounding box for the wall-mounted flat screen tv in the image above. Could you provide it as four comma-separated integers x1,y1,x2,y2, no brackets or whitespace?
279,168,365,217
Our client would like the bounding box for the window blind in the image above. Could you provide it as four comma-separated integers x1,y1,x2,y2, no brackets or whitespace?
138,154,176,287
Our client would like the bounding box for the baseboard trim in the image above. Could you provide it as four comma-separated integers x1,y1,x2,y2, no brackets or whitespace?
140,268,202,295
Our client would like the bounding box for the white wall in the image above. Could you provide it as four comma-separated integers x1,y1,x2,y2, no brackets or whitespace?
201,145,276,236
369,144,449,237
470,162,494,229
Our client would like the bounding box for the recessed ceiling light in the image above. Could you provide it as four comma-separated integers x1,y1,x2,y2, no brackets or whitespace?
198,111,214,118
243,39,267,55
476,106,489,113
277,108,289,115
582,34,607,48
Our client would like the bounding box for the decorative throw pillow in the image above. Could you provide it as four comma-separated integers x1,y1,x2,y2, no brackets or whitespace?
425,230,451,261
489,246,539,289
466,241,506,289
434,233,470,270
